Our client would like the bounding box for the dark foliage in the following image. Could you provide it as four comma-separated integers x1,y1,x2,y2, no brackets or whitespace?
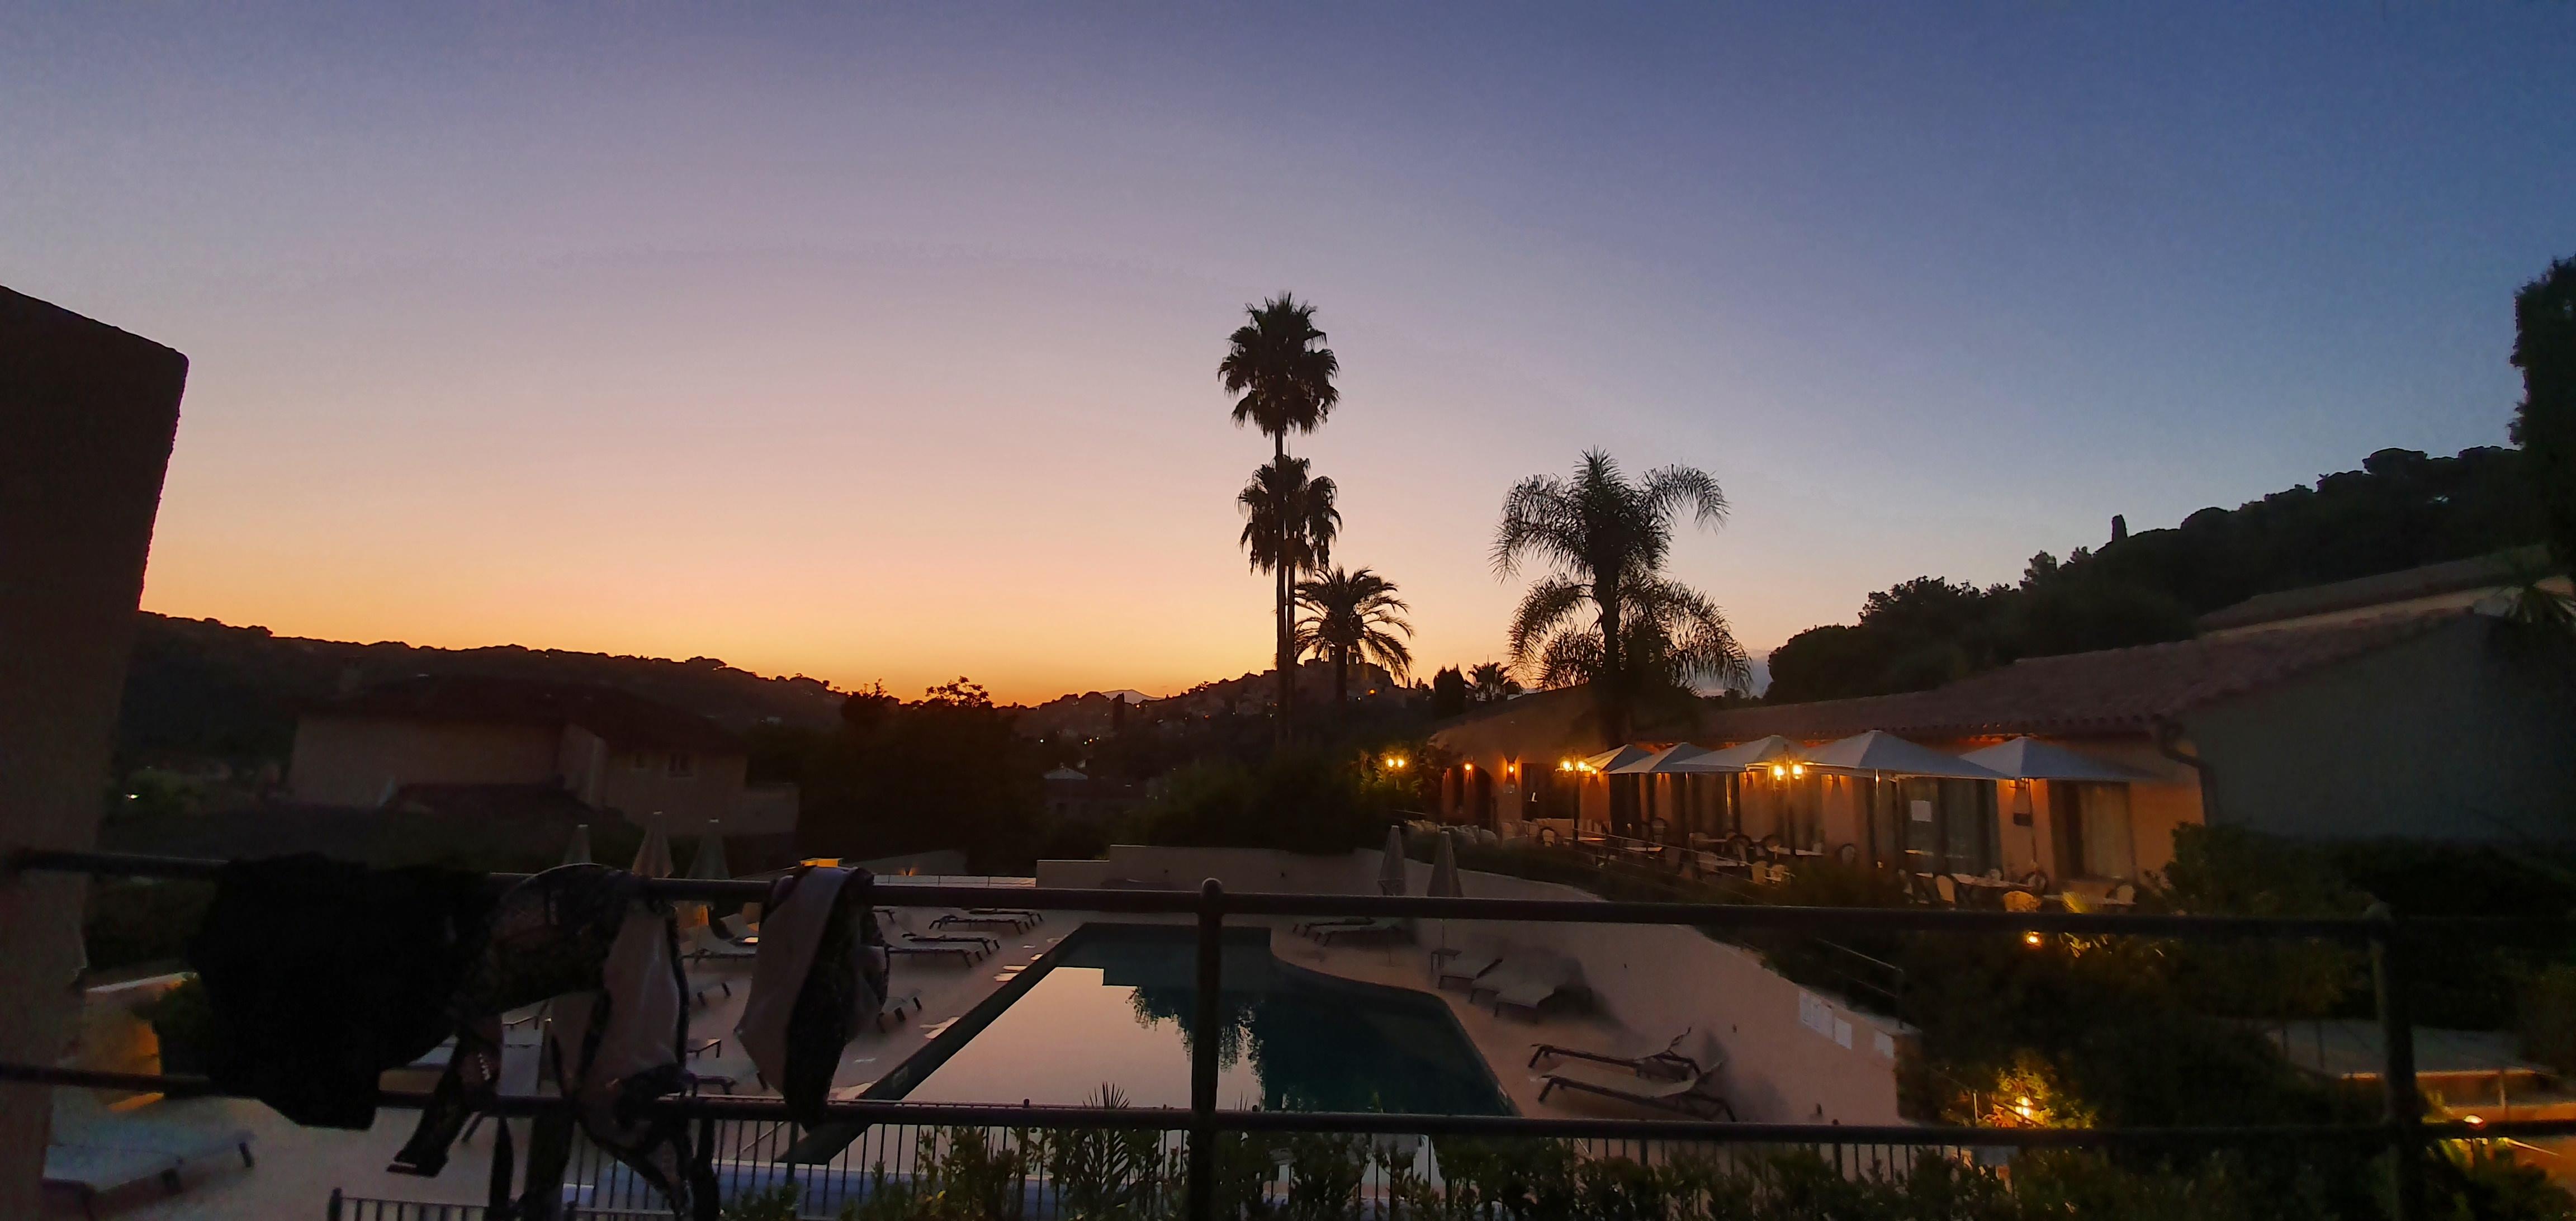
786,680,1045,873
1125,750,1392,855
1767,445,2546,704
2514,256,2576,574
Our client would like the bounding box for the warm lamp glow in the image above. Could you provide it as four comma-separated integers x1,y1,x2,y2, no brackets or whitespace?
2023,932,2043,946
1770,764,1785,778
1558,760,1574,772
1462,762,1473,772
1791,763,1806,778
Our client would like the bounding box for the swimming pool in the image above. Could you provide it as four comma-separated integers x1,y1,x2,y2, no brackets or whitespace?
874,923,1512,1115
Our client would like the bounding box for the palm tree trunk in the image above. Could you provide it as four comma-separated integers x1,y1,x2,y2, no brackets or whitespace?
1273,432,1293,745
1333,646,1349,708
1595,572,1634,836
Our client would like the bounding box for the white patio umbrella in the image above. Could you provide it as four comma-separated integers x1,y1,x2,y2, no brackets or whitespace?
631,819,675,879
1667,735,1801,772
1606,743,1716,774
1803,731,2007,781
560,823,593,867
1957,737,2152,782
1379,825,1409,896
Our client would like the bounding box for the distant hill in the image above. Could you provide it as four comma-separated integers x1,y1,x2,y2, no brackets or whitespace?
117,613,847,769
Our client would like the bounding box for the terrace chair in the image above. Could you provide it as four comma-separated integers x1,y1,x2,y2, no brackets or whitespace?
47,1090,256,1216
962,906,1041,929
1528,1028,1699,1081
886,938,987,964
1933,874,1959,907
1474,955,1583,1017
930,910,1032,932
719,913,760,944
1310,918,1408,946
879,907,1002,954
1294,915,1378,936
1537,1061,1735,1120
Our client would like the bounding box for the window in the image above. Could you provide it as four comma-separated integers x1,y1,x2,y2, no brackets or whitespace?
666,751,694,779
628,751,651,772
2076,783,2135,879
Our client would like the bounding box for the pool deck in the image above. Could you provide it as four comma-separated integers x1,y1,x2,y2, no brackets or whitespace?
43,907,1670,1218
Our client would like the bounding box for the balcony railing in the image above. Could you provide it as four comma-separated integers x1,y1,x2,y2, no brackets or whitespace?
8,846,2572,1221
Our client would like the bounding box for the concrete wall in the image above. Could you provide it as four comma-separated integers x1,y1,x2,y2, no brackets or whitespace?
288,716,564,806
2186,616,2576,843
1034,844,1913,1125
0,289,187,1217
586,731,755,827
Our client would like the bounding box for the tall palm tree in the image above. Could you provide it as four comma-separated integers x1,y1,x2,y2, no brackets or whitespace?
1221,295,1339,735
1494,450,1748,831
1240,457,1341,712
1465,661,1521,706
1294,566,1413,708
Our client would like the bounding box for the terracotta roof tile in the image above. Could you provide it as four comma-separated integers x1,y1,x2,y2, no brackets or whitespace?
1712,610,2470,742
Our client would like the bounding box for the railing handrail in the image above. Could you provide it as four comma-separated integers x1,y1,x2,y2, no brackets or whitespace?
21,846,2562,939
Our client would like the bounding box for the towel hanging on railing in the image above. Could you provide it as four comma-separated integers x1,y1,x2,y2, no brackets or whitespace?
186,854,494,1130
734,865,885,1126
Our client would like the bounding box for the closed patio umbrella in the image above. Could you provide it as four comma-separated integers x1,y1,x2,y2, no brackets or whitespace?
687,820,730,880
1429,830,1463,952
1803,731,2007,781
631,819,675,879
1958,737,2151,782
1379,825,1409,896
561,823,593,867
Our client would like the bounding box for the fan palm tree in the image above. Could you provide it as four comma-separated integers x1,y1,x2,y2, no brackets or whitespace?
1294,566,1413,708
1465,661,1521,706
1240,458,1341,712
1494,449,1748,830
1221,295,1340,736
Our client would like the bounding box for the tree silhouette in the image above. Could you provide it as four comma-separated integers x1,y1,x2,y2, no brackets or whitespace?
1239,457,1341,712
1292,566,1413,709
1221,295,1340,739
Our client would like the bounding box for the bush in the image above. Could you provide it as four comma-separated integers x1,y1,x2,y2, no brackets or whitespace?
1126,750,1387,855
84,878,214,973
137,976,216,1076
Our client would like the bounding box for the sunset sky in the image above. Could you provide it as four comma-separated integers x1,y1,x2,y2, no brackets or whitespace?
7,4,2569,703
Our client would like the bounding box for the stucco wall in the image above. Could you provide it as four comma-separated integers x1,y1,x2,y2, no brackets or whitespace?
2185,616,2576,843
591,740,752,827
1034,844,1912,1125
287,716,562,806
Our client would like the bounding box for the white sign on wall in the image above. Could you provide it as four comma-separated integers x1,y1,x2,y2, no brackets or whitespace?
1909,799,1934,823
1798,991,1834,1038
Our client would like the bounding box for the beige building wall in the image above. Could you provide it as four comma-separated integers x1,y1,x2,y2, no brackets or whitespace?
286,716,562,807
591,739,753,828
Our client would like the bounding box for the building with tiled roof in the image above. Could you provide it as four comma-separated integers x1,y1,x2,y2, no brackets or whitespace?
286,675,797,836
1431,600,2576,896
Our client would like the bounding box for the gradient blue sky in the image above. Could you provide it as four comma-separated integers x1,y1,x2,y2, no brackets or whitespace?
6,3,2569,701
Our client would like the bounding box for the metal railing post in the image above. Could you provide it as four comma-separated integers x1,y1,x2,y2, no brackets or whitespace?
1186,878,1225,1221
326,1187,343,1221
2370,902,2425,1221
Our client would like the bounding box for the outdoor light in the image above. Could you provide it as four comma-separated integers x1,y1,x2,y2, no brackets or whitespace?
1791,764,1806,778
1770,764,1786,779
2465,1114,2486,1127
1462,762,1473,772
1559,760,1574,772
2024,932,2043,947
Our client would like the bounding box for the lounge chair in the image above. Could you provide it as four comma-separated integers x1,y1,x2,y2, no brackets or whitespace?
878,908,1000,954
1537,1061,1735,1119
44,1143,180,1217
886,941,982,966
875,988,924,1031
964,907,1040,929
1295,915,1377,936
1310,918,1407,945
51,1090,255,1172
683,923,757,962
1474,955,1583,1017
930,911,1029,932
1434,950,1504,991
1528,1029,1698,1081
719,913,760,943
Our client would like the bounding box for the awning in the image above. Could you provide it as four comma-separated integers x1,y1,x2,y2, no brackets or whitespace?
1606,743,1717,774
1804,731,2006,780
1958,736,2152,782
1668,735,1805,772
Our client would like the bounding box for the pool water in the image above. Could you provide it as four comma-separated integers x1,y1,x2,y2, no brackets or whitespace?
887,924,1510,1115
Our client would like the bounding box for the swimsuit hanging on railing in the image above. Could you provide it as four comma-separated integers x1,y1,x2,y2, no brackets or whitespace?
390,863,714,1221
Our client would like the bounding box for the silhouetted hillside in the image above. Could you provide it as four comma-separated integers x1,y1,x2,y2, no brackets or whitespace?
117,613,846,768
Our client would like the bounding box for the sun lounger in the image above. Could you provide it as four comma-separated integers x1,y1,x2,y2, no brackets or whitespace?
1472,955,1583,1016
1435,951,1504,991
875,988,924,1031
887,941,982,966
44,1143,181,1217
719,913,760,943
1528,1029,1698,1080
1537,1061,1735,1119
1295,915,1376,936
964,907,1040,929
931,911,1030,931
683,924,757,962
52,1090,255,1171
1310,918,1407,945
